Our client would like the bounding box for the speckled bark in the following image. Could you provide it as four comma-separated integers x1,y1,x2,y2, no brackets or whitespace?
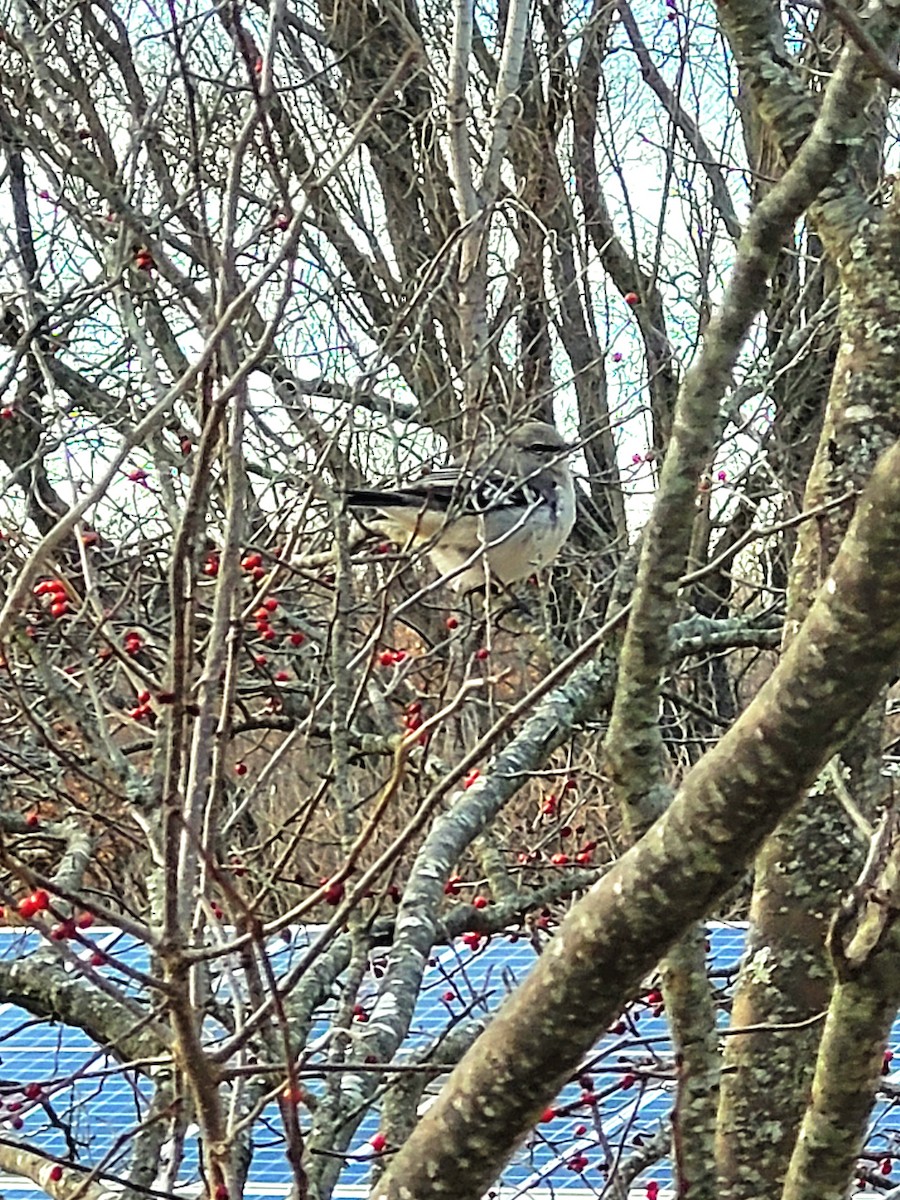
782,924,900,1200
715,798,862,1197
603,11,883,830
0,1140,145,1200
374,439,900,1200
661,926,721,1200
0,954,170,1063
709,5,900,1195
599,21,890,1197
718,170,900,1200
780,806,900,1198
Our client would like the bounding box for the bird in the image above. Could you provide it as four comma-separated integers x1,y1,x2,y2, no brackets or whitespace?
345,421,577,593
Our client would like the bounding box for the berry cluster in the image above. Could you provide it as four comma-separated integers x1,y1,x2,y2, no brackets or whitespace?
32,578,69,619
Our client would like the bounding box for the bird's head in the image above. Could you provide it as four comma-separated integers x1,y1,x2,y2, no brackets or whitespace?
505,421,573,474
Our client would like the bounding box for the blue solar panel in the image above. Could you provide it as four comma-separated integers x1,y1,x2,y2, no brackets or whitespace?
0,923,890,1198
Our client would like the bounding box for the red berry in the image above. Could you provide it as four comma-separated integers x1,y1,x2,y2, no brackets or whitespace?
137,690,151,704
443,990,455,1001
473,896,488,909
624,291,640,306
474,647,489,661
574,1124,587,1136
241,552,263,570
76,912,94,929
49,1166,63,1182
540,1107,556,1123
25,811,39,828
261,628,276,642
370,1132,387,1153
127,468,148,483
0,407,13,420
253,607,270,621
322,879,345,905
445,616,459,630
49,601,69,618
31,890,50,911
17,896,37,918
378,651,395,667
287,631,305,646
444,875,462,896
24,1083,41,1101
10,1116,22,1129
234,762,248,776
89,952,105,967
550,853,569,865
463,770,480,789
274,669,290,682
264,597,278,612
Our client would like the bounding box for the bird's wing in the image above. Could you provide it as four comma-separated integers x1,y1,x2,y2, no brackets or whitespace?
346,469,544,515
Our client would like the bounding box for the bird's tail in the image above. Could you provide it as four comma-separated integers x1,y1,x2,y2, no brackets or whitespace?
345,489,423,509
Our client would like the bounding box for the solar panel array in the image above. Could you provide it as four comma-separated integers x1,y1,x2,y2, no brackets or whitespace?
0,924,893,1198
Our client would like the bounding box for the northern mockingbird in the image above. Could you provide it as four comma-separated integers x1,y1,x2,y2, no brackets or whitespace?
346,421,576,593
